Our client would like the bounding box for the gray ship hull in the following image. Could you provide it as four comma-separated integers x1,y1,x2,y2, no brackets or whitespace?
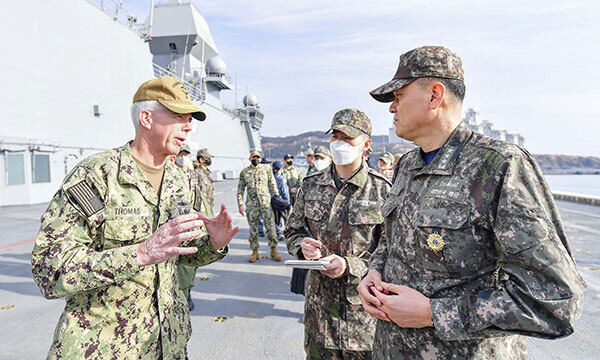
0,0,260,206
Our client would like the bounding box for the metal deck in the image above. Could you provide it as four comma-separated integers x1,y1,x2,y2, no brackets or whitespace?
0,180,598,359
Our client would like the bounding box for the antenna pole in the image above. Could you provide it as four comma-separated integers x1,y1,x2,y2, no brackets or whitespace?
148,0,156,38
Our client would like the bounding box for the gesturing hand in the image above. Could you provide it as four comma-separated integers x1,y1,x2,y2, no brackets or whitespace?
198,204,240,251
137,212,206,267
372,282,433,328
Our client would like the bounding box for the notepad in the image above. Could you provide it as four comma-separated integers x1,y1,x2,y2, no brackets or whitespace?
284,260,331,270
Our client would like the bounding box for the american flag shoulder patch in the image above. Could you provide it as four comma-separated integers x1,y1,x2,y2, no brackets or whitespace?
66,181,104,217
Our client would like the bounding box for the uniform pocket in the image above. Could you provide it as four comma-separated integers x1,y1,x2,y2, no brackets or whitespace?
103,217,153,247
304,200,326,221
412,199,494,277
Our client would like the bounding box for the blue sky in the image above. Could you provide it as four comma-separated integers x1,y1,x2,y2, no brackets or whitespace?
125,0,600,156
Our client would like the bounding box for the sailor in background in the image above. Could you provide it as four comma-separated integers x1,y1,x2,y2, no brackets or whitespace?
175,143,194,172
178,147,216,311
305,149,316,175
282,153,303,206
358,45,586,359
238,150,283,262
311,145,332,173
271,160,291,241
377,152,394,180
193,148,215,212
285,108,390,360
31,76,238,359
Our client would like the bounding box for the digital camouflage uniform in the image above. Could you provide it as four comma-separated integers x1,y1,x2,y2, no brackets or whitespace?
192,166,214,211
285,162,391,359
179,165,215,295
31,143,227,360
282,164,303,205
237,163,279,249
369,123,586,359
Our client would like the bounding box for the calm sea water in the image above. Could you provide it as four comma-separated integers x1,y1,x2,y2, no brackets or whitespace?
543,174,600,196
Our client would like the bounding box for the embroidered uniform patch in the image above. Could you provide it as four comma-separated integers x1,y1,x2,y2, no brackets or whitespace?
66,181,104,217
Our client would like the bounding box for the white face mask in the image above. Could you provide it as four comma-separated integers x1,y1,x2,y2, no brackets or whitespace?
314,158,330,171
329,140,363,165
176,156,193,170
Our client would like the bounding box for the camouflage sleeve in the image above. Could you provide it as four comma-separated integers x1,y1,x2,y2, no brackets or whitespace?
237,170,246,206
31,173,140,300
369,178,392,274
368,225,387,274
179,234,228,266
183,185,225,265
430,153,586,341
268,168,280,197
284,184,309,259
346,222,385,280
295,168,303,188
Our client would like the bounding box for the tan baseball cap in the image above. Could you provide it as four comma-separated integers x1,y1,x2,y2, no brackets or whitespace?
133,76,206,121
250,150,262,157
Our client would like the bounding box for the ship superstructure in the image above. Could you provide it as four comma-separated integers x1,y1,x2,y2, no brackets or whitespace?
0,0,264,206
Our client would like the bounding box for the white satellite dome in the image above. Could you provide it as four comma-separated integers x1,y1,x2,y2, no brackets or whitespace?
243,94,258,107
206,56,227,75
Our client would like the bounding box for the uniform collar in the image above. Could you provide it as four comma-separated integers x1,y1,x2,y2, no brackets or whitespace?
409,122,472,176
118,142,160,206
316,160,369,189
159,158,181,204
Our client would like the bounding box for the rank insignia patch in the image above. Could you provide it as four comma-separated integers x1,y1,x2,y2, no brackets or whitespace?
66,181,104,217
427,233,445,251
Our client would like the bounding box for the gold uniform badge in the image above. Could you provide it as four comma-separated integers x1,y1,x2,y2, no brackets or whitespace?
427,233,445,251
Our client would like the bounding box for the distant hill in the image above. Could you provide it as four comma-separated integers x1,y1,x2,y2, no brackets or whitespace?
261,132,600,173
533,154,600,173
261,131,330,159
261,131,415,161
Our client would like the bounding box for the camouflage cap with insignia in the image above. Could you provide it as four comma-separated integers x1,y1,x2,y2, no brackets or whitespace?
133,76,207,121
178,144,191,154
378,152,394,165
197,148,212,159
305,149,314,156
370,46,464,103
313,145,331,158
326,108,372,138
250,150,262,157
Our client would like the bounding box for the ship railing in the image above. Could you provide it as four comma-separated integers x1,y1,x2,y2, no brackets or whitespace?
221,105,239,117
86,0,150,38
152,63,206,102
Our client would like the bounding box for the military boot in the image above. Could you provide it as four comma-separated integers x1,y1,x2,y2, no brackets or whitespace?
249,249,259,263
270,247,282,262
